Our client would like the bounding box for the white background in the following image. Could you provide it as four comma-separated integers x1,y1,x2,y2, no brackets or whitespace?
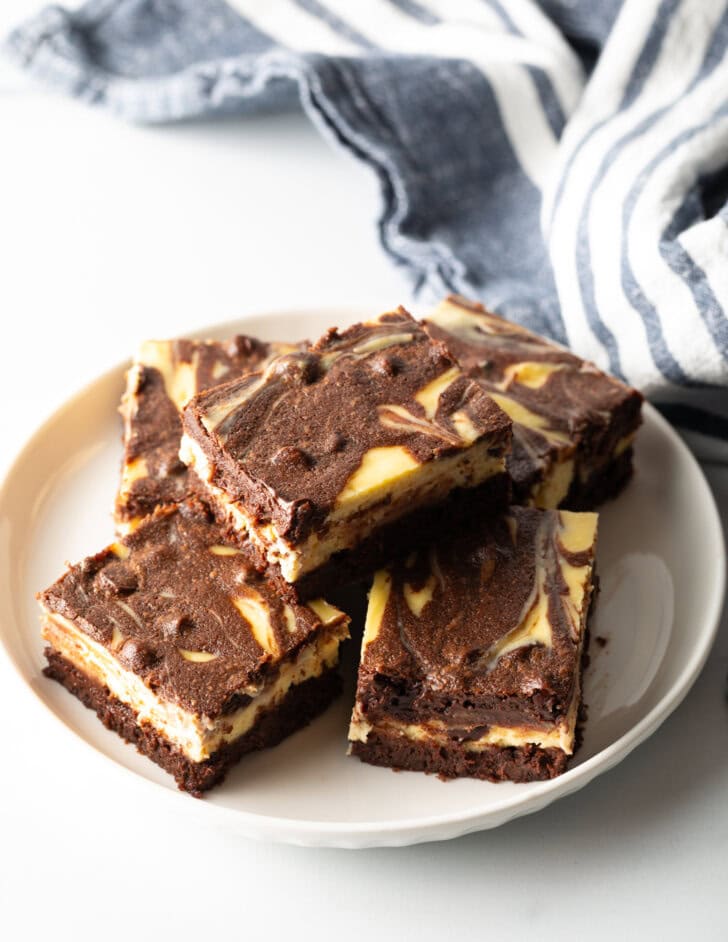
1,3,727,939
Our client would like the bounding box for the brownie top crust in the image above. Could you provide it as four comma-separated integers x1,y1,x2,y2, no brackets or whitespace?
359,506,598,712
425,295,640,430
39,500,348,718
116,335,297,524
424,296,643,500
182,308,511,544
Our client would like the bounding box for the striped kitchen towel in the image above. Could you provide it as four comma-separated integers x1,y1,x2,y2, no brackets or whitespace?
5,0,728,453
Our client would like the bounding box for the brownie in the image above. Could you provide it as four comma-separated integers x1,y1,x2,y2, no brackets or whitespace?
424,295,643,509
180,307,512,596
349,506,598,782
38,500,349,794
115,335,297,532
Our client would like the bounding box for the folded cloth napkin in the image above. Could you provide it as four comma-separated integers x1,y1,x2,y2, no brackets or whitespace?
5,0,728,454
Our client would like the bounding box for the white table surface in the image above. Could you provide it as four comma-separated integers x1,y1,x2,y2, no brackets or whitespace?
1,4,727,939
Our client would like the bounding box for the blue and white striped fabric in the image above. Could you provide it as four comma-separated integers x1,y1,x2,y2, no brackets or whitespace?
5,0,728,449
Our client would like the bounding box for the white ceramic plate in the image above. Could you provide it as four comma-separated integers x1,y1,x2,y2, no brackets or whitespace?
0,308,724,848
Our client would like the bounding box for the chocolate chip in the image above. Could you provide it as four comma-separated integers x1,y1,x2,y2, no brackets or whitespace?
98,562,138,596
117,638,157,672
271,446,313,470
225,335,265,360
80,556,103,577
158,454,186,477
324,432,347,454
300,355,321,384
428,344,451,369
270,353,320,385
369,354,401,377
155,612,194,640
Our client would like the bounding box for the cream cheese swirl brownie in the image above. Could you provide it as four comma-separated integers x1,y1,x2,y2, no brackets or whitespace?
115,335,297,533
349,506,598,782
425,295,642,509
39,500,349,795
181,308,511,596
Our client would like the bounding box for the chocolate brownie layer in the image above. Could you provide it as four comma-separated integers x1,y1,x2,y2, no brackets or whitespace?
45,650,340,795
424,295,642,509
350,730,569,782
182,307,511,586
349,506,598,782
116,335,297,532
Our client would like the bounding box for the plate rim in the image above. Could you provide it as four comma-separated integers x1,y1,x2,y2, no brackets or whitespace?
0,307,725,848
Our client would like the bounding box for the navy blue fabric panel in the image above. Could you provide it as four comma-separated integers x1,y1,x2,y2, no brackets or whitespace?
306,53,566,340
385,0,439,27
535,0,624,46
293,0,377,50
75,0,276,77
657,402,728,439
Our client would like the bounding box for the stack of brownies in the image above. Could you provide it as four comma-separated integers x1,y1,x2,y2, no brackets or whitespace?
38,296,642,794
